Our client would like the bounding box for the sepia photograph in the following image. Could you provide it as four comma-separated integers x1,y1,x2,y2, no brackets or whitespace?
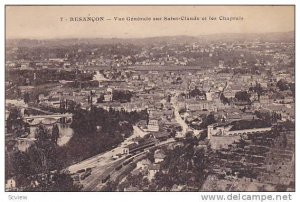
4,5,295,193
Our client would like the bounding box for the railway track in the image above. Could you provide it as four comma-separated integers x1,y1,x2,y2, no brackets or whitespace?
81,138,177,191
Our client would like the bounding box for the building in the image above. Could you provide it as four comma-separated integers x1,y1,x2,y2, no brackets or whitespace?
154,149,166,163
207,123,272,139
5,178,16,191
147,120,159,132
148,164,160,180
207,123,272,150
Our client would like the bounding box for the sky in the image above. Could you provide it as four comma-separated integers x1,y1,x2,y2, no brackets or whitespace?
6,6,295,39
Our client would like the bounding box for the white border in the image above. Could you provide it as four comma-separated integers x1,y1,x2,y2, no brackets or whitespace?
0,1,298,202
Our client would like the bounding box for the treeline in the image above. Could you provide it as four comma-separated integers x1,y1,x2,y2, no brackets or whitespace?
277,79,295,95
6,125,80,191
189,87,206,98
230,119,271,131
116,134,209,191
112,90,133,102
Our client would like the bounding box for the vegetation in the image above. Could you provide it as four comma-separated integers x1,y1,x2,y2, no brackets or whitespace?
229,119,271,131
276,79,290,91
249,82,263,98
189,87,205,98
56,106,149,167
151,136,209,191
235,91,251,102
6,125,80,191
6,107,26,136
200,113,217,129
255,110,281,124
220,93,230,105
117,134,209,191
112,90,133,102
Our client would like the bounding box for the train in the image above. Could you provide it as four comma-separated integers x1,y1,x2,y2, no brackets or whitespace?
101,174,110,183
127,138,158,154
115,164,123,171
122,158,133,166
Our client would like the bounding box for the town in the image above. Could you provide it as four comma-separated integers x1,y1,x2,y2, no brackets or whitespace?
5,32,295,192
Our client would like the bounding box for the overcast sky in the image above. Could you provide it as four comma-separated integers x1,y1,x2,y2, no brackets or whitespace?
6,6,294,39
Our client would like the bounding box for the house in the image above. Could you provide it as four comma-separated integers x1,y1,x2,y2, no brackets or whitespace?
284,96,294,104
260,95,270,105
281,108,295,122
186,100,217,112
240,113,258,120
151,132,169,141
136,159,151,170
38,94,46,102
5,178,16,191
253,101,261,109
148,164,160,180
147,120,159,132
120,147,129,155
154,149,166,163
149,110,164,119
104,94,112,102
223,91,235,99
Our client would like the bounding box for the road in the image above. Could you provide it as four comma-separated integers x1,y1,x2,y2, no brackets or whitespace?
170,93,203,136
133,125,148,138
170,93,189,136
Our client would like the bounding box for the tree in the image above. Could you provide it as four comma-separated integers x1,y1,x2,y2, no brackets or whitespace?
112,90,133,102
35,125,50,142
151,143,209,191
282,133,288,148
59,100,66,114
276,79,289,91
190,87,205,98
97,94,105,103
199,113,216,129
51,124,60,144
184,131,198,146
47,172,81,191
220,93,229,104
289,83,295,96
24,92,30,104
10,151,32,184
24,172,81,192
235,91,250,102
146,150,155,163
66,100,76,112
29,125,60,174
167,94,171,103
251,82,263,99
7,108,24,133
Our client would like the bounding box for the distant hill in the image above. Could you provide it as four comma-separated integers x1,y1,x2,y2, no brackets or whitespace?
6,31,294,47
199,31,294,43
